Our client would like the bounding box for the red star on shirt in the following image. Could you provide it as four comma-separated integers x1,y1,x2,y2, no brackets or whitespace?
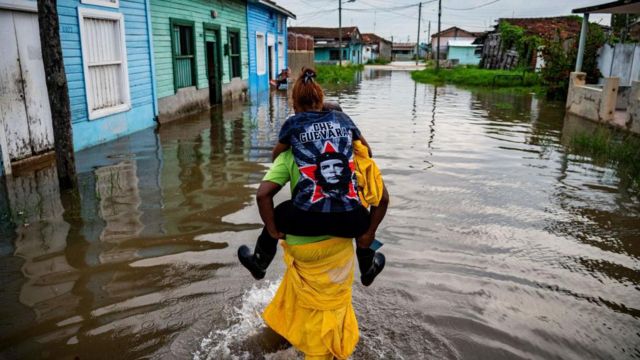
298,141,359,203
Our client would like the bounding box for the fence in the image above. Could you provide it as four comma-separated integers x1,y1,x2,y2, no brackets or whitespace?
287,32,314,79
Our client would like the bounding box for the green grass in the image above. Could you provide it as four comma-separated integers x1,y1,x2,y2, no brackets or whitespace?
411,66,541,89
568,127,640,188
316,64,364,84
366,58,391,65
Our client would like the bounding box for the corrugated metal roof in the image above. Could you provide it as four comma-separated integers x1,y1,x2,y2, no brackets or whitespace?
447,39,476,47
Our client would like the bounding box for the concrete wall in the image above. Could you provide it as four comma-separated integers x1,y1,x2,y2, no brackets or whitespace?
626,81,640,134
288,51,314,79
598,43,640,86
566,72,619,123
58,0,157,150
448,46,480,65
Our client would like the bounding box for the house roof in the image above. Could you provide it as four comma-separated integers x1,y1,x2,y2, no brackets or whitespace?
287,26,360,41
392,42,416,50
498,16,582,39
572,0,640,14
362,33,391,45
250,0,296,19
447,39,476,47
431,26,477,38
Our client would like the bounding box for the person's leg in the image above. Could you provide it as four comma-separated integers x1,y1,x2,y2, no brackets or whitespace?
238,227,278,280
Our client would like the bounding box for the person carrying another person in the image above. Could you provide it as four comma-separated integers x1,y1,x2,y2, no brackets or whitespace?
237,67,389,358
238,67,387,287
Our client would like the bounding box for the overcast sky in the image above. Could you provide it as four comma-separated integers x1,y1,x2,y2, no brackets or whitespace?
277,0,611,43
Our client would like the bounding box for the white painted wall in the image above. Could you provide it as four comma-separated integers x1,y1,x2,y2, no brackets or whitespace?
598,43,640,86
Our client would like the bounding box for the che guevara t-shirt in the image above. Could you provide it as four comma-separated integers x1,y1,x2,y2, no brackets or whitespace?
278,110,362,213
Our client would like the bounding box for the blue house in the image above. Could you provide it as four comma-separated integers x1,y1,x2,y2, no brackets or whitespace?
58,0,157,150
288,26,363,65
247,0,295,94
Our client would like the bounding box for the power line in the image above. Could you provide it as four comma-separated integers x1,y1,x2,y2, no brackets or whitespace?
443,0,500,11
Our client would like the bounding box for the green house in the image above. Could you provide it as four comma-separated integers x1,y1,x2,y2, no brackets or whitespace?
150,0,249,123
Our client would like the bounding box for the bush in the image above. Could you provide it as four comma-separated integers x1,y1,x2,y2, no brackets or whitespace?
411,66,541,88
366,58,391,65
315,64,364,84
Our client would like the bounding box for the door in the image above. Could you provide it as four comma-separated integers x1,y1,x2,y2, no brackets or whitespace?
204,27,221,106
0,9,54,162
268,46,274,81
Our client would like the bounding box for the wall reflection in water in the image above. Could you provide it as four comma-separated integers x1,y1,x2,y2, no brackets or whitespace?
0,92,291,358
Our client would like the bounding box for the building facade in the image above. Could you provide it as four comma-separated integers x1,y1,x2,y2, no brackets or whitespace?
247,0,295,94
362,33,392,63
447,40,480,65
431,26,478,60
58,0,158,150
150,0,248,123
289,26,363,65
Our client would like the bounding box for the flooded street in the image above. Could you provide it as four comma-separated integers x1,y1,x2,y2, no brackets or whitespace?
1,70,639,359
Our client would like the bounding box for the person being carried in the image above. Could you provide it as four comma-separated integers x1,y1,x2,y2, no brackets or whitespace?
238,67,387,286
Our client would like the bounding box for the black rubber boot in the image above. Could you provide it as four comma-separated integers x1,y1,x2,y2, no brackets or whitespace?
356,247,386,286
238,228,277,280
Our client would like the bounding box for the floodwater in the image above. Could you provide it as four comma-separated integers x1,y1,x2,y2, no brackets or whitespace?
1,70,639,359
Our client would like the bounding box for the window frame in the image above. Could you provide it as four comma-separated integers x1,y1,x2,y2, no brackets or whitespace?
81,0,119,9
78,7,131,120
170,18,197,92
227,27,242,79
256,31,266,75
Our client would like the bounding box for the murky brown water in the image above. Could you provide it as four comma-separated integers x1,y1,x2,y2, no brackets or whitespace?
1,70,639,359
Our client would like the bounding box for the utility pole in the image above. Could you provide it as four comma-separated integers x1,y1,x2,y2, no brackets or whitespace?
37,0,77,189
436,0,442,70
416,2,422,65
339,0,342,66
428,20,431,59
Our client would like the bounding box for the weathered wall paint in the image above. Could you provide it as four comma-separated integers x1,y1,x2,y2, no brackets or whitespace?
0,7,54,161
150,0,248,99
247,2,288,95
58,0,156,151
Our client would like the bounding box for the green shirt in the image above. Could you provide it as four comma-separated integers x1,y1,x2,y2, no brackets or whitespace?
262,150,331,245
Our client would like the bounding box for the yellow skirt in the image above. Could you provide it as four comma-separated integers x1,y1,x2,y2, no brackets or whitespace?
263,237,359,359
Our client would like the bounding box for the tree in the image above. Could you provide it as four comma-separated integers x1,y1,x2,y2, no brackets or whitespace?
37,0,77,189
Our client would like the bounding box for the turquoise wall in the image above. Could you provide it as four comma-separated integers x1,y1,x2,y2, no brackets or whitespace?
58,0,157,151
448,46,480,65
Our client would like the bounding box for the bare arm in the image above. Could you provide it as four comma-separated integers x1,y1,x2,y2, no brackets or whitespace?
356,184,389,248
272,142,290,161
256,181,285,239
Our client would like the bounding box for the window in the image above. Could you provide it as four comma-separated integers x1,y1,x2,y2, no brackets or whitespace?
228,29,241,78
278,16,285,33
329,50,340,60
81,0,119,9
343,49,347,59
171,19,196,90
78,8,130,120
256,32,266,75
277,37,285,72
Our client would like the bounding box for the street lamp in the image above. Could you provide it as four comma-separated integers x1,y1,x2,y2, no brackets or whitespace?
339,0,355,66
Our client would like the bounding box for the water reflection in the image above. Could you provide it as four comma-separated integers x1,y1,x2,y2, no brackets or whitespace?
0,71,638,359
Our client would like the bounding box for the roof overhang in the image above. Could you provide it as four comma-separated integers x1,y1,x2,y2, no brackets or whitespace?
253,0,296,19
572,0,640,14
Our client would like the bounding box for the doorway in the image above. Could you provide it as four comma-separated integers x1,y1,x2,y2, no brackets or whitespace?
268,45,274,81
204,25,221,106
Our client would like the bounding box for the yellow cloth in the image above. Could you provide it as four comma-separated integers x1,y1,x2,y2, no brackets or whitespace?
353,140,384,208
262,237,359,359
